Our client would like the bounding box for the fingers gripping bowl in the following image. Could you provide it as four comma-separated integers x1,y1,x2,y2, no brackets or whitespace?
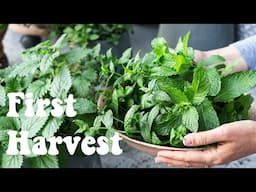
89,32,256,156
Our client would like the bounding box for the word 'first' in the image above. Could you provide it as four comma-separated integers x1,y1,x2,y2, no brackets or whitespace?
6,92,77,117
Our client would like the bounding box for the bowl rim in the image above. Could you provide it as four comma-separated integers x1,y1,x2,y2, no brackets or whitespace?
118,132,208,151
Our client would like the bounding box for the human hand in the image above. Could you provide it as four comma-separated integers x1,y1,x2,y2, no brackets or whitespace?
155,120,256,168
193,47,248,73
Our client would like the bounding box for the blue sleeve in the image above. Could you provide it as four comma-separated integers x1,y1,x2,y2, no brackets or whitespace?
230,35,256,70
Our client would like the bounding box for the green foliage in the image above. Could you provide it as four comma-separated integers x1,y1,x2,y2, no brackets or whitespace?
19,108,50,138
85,31,256,149
206,68,221,96
41,117,64,138
196,99,220,131
182,106,199,132
50,24,132,47
0,34,99,168
50,66,72,99
26,79,51,100
29,155,59,168
214,71,256,102
1,154,23,168
74,98,97,114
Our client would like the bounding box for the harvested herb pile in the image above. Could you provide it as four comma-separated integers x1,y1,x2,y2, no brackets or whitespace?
80,32,256,148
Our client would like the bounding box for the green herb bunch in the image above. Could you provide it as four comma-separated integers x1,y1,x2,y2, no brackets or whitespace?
81,32,256,148
50,24,132,48
0,35,101,168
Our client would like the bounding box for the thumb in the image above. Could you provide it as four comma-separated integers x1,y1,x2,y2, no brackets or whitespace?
183,127,225,147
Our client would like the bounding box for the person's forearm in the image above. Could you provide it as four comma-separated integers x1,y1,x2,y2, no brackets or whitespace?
195,47,248,73
231,35,256,71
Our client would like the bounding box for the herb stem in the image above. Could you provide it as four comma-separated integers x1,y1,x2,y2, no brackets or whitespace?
116,130,126,134
114,72,122,77
114,117,124,124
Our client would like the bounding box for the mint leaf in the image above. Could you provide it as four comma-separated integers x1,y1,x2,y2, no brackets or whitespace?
151,37,169,59
102,110,113,128
105,128,115,152
174,31,192,57
124,105,140,133
10,61,38,78
139,112,151,143
141,93,155,109
151,131,162,145
1,154,23,168
41,117,64,138
40,51,60,73
159,86,189,105
182,31,190,55
188,67,210,105
207,67,221,96
29,155,59,168
196,99,219,131
235,95,253,120
214,71,256,102
26,79,51,100
89,34,99,40
52,34,67,49
174,55,188,73
217,95,253,123
221,60,239,77
142,52,156,67
154,114,175,136
62,47,90,64
175,37,183,53
170,125,186,147
218,101,237,123
20,109,49,138
112,89,119,114
170,89,190,105
119,48,132,64
148,105,160,130
199,55,225,66
72,68,97,97
182,106,199,132
50,66,72,99
74,119,89,134
72,76,90,97
192,67,210,98
153,90,171,103
81,68,98,82
151,66,177,76
0,85,6,106
92,44,101,57
157,77,185,91
74,98,97,114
